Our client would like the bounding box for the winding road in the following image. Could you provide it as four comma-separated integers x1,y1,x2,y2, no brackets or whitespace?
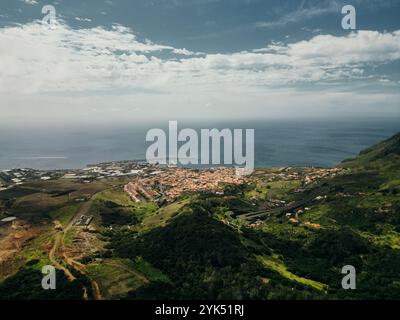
238,185,332,221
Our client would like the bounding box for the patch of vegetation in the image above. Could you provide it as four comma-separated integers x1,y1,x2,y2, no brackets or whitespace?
108,208,322,299
137,199,187,231
48,203,80,226
129,256,170,283
257,255,328,292
96,189,137,207
0,186,39,200
94,200,140,227
85,258,149,299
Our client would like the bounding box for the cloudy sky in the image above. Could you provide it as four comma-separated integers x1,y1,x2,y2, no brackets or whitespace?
1,0,400,125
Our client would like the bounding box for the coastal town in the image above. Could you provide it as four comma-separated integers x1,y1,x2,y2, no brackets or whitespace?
0,158,349,230
1,160,348,202
124,167,246,203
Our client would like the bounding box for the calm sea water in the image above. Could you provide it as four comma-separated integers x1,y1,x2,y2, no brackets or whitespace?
0,118,398,170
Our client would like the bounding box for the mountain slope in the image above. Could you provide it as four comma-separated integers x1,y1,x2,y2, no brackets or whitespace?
341,132,400,174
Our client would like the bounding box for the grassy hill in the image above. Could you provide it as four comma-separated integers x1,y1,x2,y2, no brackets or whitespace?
340,132,400,196
341,132,400,181
345,132,400,165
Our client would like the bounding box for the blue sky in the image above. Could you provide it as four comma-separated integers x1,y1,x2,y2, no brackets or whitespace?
0,0,399,124
2,0,400,51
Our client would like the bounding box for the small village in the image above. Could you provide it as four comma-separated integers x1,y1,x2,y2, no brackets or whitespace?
257,166,347,185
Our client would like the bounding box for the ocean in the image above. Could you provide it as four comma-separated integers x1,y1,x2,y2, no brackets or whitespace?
0,118,399,170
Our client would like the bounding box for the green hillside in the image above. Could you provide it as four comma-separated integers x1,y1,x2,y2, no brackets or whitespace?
353,132,400,163
341,132,400,180
1,133,399,300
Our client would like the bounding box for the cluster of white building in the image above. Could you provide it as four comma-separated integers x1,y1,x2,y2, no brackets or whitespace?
0,161,152,187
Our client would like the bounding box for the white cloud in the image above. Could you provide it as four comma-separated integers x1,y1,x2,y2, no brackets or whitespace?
286,31,400,65
75,17,93,22
0,21,399,123
22,0,38,5
172,48,200,56
255,1,340,29
1,22,399,94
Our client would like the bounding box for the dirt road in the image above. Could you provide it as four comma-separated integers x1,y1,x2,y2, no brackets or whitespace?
48,233,75,281
48,194,103,300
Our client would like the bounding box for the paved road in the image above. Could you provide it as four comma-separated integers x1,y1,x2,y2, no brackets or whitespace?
238,185,332,221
